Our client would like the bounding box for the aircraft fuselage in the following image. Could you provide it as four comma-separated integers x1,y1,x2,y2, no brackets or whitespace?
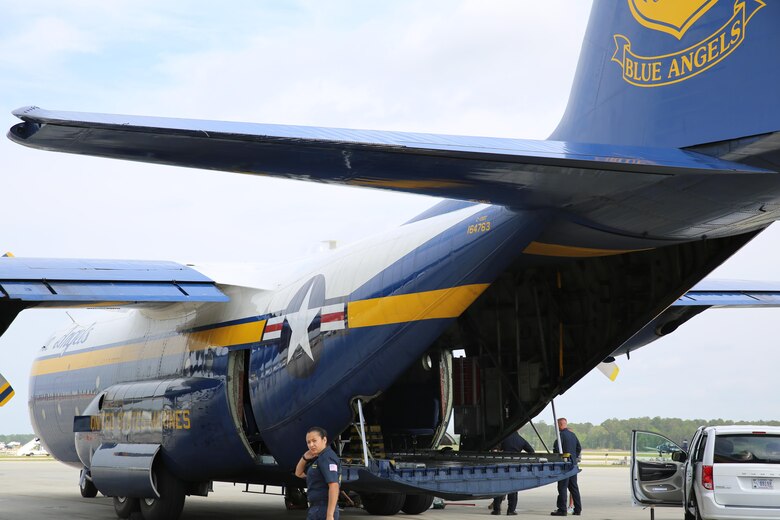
29,203,542,479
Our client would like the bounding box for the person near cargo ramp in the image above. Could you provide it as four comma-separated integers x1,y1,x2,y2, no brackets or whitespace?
491,431,535,515
295,426,342,520
551,418,581,516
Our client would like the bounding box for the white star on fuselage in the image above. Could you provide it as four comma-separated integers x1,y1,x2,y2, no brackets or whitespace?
285,284,320,363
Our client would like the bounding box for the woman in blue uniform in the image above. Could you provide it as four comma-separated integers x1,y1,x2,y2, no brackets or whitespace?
295,426,341,520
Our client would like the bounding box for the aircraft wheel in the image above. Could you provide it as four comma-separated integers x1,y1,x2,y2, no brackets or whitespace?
139,465,186,520
360,492,406,515
112,496,140,519
79,469,98,498
284,487,308,510
401,494,434,514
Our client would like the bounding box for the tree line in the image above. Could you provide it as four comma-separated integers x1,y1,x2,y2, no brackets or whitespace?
0,434,36,445
517,417,780,451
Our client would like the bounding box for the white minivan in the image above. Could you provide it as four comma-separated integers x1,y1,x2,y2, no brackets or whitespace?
631,426,780,519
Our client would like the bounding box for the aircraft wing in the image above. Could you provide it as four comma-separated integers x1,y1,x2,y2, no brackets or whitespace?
0,257,226,407
8,107,771,225
0,257,226,305
0,372,13,407
674,279,780,307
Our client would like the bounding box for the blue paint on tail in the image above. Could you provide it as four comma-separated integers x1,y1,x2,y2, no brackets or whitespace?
551,1,779,148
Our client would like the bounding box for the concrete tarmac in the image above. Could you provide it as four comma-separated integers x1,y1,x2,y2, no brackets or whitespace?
0,459,682,520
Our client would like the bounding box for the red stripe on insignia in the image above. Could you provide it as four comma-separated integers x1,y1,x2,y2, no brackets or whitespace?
266,323,283,332
321,312,345,323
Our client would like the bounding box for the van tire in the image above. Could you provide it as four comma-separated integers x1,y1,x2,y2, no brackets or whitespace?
690,494,703,520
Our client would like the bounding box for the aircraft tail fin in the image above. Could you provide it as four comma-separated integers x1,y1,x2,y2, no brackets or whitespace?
551,1,779,149
0,373,14,407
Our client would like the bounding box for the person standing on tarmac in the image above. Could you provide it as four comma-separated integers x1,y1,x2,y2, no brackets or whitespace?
295,427,342,520
491,431,535,516
551,418,582,516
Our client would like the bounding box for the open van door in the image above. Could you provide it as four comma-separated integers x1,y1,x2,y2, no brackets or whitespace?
631,430,686,507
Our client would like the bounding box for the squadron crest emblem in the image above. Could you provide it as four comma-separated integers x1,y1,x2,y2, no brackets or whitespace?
628,0,719,39
612,0,765,87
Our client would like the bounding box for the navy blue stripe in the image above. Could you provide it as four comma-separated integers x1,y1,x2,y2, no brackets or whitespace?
0,384,14,402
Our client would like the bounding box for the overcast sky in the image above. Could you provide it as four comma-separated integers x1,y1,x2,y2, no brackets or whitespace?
1,1,778,435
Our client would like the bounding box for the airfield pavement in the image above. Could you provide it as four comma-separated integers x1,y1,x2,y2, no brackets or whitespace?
0,459,684,520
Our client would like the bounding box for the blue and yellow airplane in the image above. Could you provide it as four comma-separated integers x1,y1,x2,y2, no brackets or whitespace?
4,2,780,519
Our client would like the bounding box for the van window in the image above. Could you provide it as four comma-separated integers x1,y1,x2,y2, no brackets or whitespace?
714,434,780,464
693,433,707,462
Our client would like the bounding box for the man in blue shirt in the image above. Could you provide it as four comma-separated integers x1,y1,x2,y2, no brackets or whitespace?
551,418,581,516
295,426,341,520
491,432,534,515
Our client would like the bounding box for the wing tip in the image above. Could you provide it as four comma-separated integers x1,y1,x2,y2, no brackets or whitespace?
0,382,15,407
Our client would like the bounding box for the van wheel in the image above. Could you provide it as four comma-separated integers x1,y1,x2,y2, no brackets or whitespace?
138,466,186,520
401,494,434,514
690,494,703,520
360,493,406,515
112,496,140,519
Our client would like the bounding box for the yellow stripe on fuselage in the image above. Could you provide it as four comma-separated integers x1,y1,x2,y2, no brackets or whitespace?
348,284,490,328
523,241,650,258
31,283,489,377
187,320,267,351
30,320,266,377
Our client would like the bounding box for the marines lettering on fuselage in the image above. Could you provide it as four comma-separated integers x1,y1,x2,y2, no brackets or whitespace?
89,409,191,434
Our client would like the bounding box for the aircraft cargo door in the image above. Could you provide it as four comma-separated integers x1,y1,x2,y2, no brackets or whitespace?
226,349,261,457
631,430,685,507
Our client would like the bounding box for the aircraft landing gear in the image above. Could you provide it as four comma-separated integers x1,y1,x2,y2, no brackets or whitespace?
401,494,434,514
360,492,406,515
284,486,308,510
79,468,98,498
138,465,186,520
113,496,140,519
109,465,186,520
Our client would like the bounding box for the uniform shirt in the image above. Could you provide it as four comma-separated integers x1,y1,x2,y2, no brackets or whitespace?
306,446,341,504
501,432,535,453
553,428,582,460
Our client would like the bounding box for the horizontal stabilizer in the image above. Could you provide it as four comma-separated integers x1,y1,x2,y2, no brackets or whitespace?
0,373,14,407
8,107,769,213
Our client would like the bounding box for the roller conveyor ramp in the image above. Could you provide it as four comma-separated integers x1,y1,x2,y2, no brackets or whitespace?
341,451,578,500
